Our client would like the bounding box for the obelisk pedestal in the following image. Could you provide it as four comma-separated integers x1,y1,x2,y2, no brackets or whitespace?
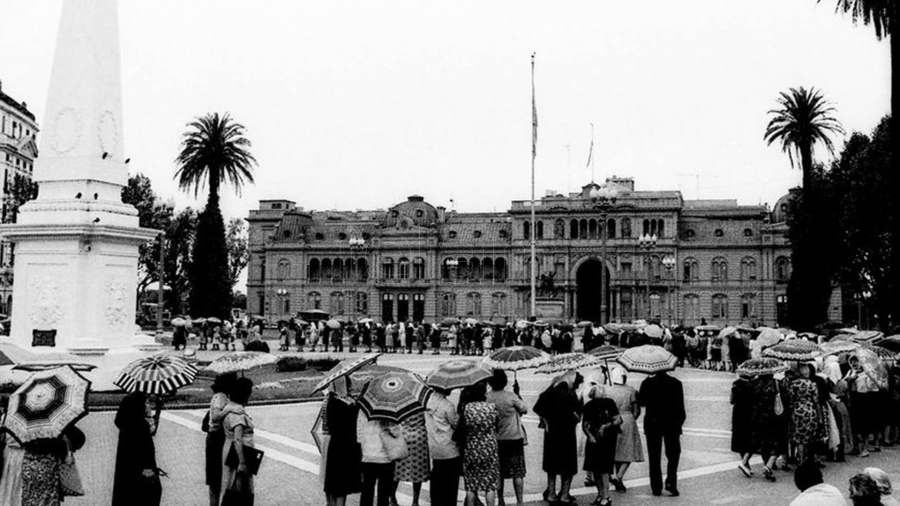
0,0,160,390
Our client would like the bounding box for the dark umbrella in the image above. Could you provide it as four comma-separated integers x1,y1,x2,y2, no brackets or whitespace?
3,366,90,443
874,335,900,353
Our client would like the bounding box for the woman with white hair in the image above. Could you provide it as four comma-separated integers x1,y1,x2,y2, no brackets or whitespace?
863,468,899,506
605,366,643,491
582,384,622,506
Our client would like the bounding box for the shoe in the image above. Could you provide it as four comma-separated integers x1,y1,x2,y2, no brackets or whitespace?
559,496,577,505
584,478,596,487
651,490,662,496
872,446,882,452
611,476,626,492
764,467,776,482
738,462,752,478
859,451,870,458
664,484,679,497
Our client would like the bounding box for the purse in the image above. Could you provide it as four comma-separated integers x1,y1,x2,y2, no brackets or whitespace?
59,449,85,496
225,443,265,475
774,381,784,416
381,428,409,462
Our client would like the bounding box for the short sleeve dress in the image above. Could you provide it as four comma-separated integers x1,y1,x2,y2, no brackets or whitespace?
221,406,256,496
606,384,643,463
462,402,500,492
394,411,431,483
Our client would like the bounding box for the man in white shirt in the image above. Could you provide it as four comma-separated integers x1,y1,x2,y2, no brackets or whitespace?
789,461,846,506
425,388,460,506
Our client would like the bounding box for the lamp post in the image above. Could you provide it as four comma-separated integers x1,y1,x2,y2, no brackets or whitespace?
662,255,676,325
589,186,618,324
276,288,288,319
153,198,175,336
638,233,657,319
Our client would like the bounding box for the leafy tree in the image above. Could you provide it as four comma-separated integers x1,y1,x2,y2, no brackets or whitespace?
765,87,844,330
226,217,249,290
174,113,256,318
3,173,38,224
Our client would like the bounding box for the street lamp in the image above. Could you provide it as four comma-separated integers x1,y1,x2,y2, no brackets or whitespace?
153,198,175,336
276,288,288,318
638,233,657,320
589,186,618,324
662,255,676,325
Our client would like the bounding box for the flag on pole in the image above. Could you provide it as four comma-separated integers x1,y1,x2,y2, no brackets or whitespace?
585,123,594,169
531,53,537,158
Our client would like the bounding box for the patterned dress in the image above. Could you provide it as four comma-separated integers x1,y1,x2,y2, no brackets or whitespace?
394,412,431,483
789,378,820,445
462,402,500,492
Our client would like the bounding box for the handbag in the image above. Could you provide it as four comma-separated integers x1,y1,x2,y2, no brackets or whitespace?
225,443,265,475
381,428,409,462
221,472,254,506
59,449,85,496
774,381,784,416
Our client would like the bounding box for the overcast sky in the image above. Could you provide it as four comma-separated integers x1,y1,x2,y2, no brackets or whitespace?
0,1,891,221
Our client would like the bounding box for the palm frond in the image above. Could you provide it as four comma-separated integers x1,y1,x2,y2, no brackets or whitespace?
174,112,257,199
764,86,845,174
822,0,892,39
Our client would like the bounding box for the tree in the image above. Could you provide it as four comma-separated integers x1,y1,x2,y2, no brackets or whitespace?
226,217,249,290
174,113,256,319
3,173,38,224
821,0,897,328
765,87,844,330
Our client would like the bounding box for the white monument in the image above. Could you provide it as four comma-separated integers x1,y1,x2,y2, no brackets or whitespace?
0,0,159,388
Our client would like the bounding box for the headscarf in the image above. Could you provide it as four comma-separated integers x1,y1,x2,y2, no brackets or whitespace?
610,366,627,386
863,467,894,496
114,392,149,431
587,384,606,400
823,356,842,384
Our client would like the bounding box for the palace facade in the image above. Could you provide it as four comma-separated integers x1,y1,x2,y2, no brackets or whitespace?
247,177,831,327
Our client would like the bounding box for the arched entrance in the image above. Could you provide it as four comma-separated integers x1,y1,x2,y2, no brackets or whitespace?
576,259,610,323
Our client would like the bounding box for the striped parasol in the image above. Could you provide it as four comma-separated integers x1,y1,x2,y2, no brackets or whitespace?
535,352,597,374
426,360,492,390
762,339,822,361
483,346,550,372
736,357,788,377
358,371,431,423
314,353,382,393
3,366,90,443
114,355,198,395
616,345,677,374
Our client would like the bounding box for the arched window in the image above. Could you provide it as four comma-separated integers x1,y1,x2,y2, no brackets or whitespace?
536,221,544,240
712,293,728,319
344,258,355,279
570,219,578,239
656,219,665,238
307,291,322,310
682,257,699,283
554,219,566,239
711,257,728,282
643,219,650,236
740,257,757,281
588,219,598,239
358,258,369,280
457,258,469,280
322,258,333,279
684,294,700,322
648,255,662,280
308,259,320,281
620,217,632,238
333,258,343,280
775,256,791,282
440,292,457,316
382,258,395,279
607,219,616,239
495,258,507,282
330,292,345,315
483,258,494,281
523,221,531,239
579,219,588,239
741,293,757,319
466,292,482,316
470,257,482,280
398,257,410,279
413,257,425,279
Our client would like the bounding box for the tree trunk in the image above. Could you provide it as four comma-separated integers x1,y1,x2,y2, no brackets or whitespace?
890,10,899,330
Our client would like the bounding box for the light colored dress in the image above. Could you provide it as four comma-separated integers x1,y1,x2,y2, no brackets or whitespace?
0,435,24,506
220,404,256,499
606,384,644,463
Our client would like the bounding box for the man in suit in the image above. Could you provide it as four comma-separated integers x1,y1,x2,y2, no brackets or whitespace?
639,370,686,496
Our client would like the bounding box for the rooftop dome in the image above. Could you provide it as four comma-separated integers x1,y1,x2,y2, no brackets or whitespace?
382,195,439,228
772,189,799,223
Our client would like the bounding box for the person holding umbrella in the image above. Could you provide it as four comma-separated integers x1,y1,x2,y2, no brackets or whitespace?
205,373,236,506
533,371,583,504
734,358,787,482
425,386,461,506
607,366,643,492
486,369,528,506
322,377,362,506
221,378,257,505
112,392,162,506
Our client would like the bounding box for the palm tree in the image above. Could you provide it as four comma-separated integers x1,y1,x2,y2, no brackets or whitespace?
175,112,256,319
764,87,844,192
175,112,256,202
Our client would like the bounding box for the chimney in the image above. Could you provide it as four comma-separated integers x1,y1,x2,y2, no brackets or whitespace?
436,206,446,223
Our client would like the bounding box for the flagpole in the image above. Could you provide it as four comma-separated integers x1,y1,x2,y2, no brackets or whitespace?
530,53,537,319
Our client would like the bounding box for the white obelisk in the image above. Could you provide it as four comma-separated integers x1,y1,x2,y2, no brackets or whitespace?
0,0,158,384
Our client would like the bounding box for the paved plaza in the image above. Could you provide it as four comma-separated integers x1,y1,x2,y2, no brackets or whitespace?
61,347,900,506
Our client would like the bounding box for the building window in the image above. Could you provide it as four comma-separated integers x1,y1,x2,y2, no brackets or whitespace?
712,294,728,319
473,230,482,239
448,230,458,239
536,221,544,239
649,292,661,318
523,221,531,239
588,219,598,239
498,229,509,240
741,293,757,319
338,232,347,241
606,219,616,239
683,258,699,283
620,218,632,238
466,292,482,316
775,256,791,282
620,261,632,274
330,292,345,315
308,292,321,310
684,294,700,322
579,219,588,239
412,293,425,321
283,230,292,239
413,257,425,279
356,292,368,314
554,219,566,238
257,292,265,315
570,219,578,239
712,257,728,282
358,258,369,280
684,229,696,239
440,292,457,317
714,229,724,237
776,294,788,324
415,209,424,218
491,292,507,316
308,259,320,281
741,257,757,281
382,258,395,279
276,259,291,280
494,258,507,282
398,258,410,279
315,232,324,241
283,298,291,314
382,293,394,322
744,228,753,237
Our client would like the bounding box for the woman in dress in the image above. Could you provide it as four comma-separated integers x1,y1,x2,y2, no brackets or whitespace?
731,374,753,474
21,425,85,506
789,363,821,464
357,408,400,506
846,354,884,457
206,373,236,506
460,381,500,506
486,369,528,506
737,374,780,481
823,356,853,461
221,378,256,504
582,385,622,506
0,395,24,506
322,377,362,506
392,411,430,506
112,392,161,506
534,372,583,504
606,367,643,492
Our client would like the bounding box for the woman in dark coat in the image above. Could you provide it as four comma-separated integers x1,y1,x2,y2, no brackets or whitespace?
582,385,622,506
323,378,362,506
112,392,160,506
534,372,583,504
731,376,753,460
